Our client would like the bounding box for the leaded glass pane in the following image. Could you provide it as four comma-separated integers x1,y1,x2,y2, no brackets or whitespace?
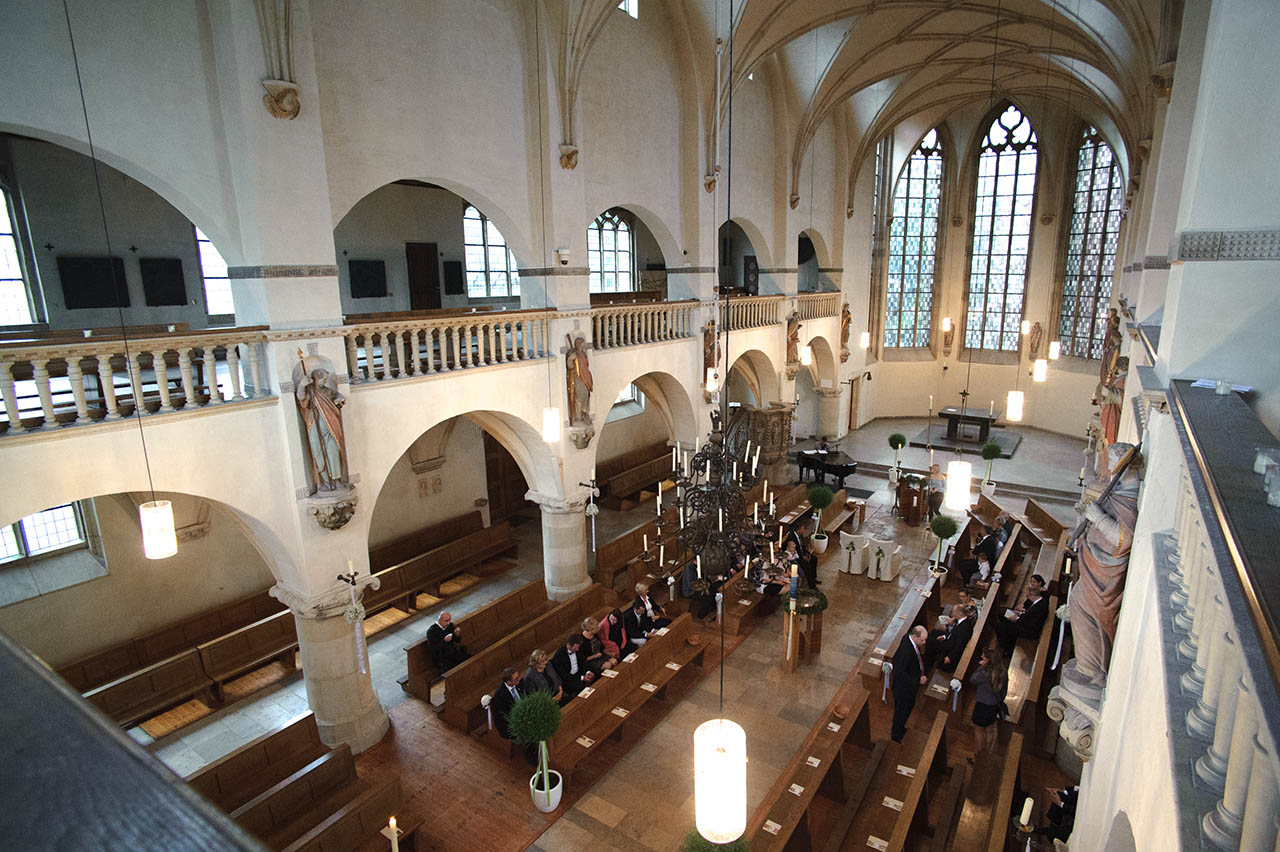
883,128,943,348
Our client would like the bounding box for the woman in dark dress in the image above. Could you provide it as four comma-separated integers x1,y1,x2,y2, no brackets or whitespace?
968,647,1008,756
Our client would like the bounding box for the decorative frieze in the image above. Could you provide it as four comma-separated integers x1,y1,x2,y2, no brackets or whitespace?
1172,229,1280,262
227,265,339,279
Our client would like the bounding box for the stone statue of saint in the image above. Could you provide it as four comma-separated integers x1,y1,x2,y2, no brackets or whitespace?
566,333,593,426
1095,355,1129,455
839,302,852,361
293,353,348,494
786,311,801,365
1099,308,1122,385
1069,442,1143,686
703,319,720,378
1028,321,1044,360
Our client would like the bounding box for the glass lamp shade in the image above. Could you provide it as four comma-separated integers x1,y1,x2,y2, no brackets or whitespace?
1006,389,1025,422
694,718,746,843
705,368,718,394
1032,359,1048,382
1048,341,1061,360
139,500,177,560
859,331,871,349
541,407,561,443
1020,320,1031,336
800,345,813,366
941,316,952,332
944,460,972,511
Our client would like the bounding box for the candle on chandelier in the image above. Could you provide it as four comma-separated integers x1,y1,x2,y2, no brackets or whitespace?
657,487,662,511
770,542,775,562
762,479,768,500
929,447,935,466
989,400,994,417
696,555,702,578
732,461,738,481
643,534,648,552
753,502,759,523
672,444,677,466
718,509,723,532
659,544,665,564
706,460,711,479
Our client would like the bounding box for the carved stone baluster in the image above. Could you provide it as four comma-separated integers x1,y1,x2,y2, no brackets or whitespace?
404,329,418,375
1187,600,1229,740
66,356,91,424
1197,638,1242,792
1175,535,1205,635
123,351,147,415
345,334,360,384
1182,589,1220,695
497,322,508,362
226,344,245,400
628,309,637,345
204,347,224,404
32,359,58,427
178,348,196,408
101,353,123,419
0,360,24,433
244,342,264,397
1238,737,1278,852
151,350,174,411
388,330,401,378
1203,676,1258,847
445,326,456,369
424,327,437,373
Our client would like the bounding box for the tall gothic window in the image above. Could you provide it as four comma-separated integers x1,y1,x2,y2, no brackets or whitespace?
1060,127,1124,358
967,104,1038,351
463,205,520,298
588,210,634,294
0,186,34,325
885,129,943,348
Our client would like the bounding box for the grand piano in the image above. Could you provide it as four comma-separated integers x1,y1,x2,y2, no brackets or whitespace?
797,449,859,488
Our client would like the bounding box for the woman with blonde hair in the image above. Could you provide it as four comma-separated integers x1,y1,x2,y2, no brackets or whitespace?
580,617,617,675
523,648,563,705
968,646,1008,756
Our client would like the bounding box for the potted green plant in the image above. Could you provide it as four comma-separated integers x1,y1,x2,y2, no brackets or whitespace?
806,484,834,553
508,689,563,812
888,433,907,483
980,441,1002,496
929,514,959,575
682,830,751,852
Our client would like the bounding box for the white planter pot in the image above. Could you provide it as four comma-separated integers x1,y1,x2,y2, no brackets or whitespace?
981,480,996,497
530,769,563,812
811,534,829,554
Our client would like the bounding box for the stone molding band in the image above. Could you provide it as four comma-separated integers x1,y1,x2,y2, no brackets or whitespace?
1172,229,1280,262
666,267,716,274
517,266,591,276
817,267,844,273
759,267,798,274
1124,256,1171,272
228,265,339,279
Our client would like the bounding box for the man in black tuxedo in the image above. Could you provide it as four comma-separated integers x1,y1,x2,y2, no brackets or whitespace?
624,601,658,647
925,604,977,671
974,524,1003,564
891,626,929,742
784,517,820,587
426,611,469,673
551,633,596,698
489,667,524,739
995,574,1050,655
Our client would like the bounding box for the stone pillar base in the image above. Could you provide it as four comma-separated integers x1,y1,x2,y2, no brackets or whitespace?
292,607,389,753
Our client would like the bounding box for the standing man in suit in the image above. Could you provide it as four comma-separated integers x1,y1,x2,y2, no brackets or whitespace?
551,633,596,698
925,604,977,671
426,611,469,673
995,574,1050,655
891,626,929,742
785,518,821,587
490,667,524,739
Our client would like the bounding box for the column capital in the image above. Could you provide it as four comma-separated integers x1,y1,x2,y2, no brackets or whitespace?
816,388,842,399
525,488,590,514
271,576,380,619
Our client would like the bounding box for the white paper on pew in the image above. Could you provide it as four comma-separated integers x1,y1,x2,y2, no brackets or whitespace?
601,669,619,678
763,821,781,835
624,653,638,663
665,661,681,671
869,657,883,667
882,796,904,811
576,736,595,748
579,686,594,698
1004,608,1018,620
896,764,916,777
738,599,754,606
788,783,805,796
806,756,821,767
867,835,889,851
611,706,628,718
640,682,657,692
931,683,949,695
826,722,841,732
655,627,669,636
874,648,886,655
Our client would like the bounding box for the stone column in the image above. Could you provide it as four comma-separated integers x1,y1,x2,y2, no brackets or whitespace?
272,583,389,754
816,388,842,441
526,490,591,601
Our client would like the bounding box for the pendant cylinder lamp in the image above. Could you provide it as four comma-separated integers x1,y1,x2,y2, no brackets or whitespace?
1048,341,1061,360
859,331,871,349
140,500,178,560
1006,389,1024,422
943,460,972,511
1020,320,1031,336
541,407,561,443
799,345,813,366
941,316,952,333
694,718,747,843
1032,359,1049,382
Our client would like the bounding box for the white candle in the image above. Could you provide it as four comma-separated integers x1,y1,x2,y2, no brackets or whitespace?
1080,466,1086,480
659,544,665,564
706,460,711,479
696,555,702,578
770,497,776,515
929,394,933,409
347,558,354,575
656,487,662,511
753,502,759,523
989,400,994,417
770,542,775,562
643,534,648,551
389,816,400,852
762,479,768,499
733,461,738,480
679,507,685,528
1019,797,1033,827
929,448,934,466
672,445,677,466
591,466,596,481
718,509,723,531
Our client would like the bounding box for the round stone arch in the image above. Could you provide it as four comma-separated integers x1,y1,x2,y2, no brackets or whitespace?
726,216,772,269
589,203,682,274
798,227,830,269
589,369,700,472
803,335,838,389
726,348,782,407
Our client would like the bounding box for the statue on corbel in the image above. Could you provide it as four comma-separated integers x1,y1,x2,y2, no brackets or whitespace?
703,319,721,402
839,303,852,362
256,0,301,119
559,144,580,171
784,311,802,379
294,347,357,529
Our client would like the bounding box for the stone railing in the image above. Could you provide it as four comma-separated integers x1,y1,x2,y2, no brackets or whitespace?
725,294,784,331
342,309,552,383
796,291,839,320
0,328,271,435
590,299,696,349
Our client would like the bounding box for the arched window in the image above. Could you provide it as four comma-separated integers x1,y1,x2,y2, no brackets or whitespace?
1060,127,1124,359
588,211,633,294
194,227,234,318
0,186,34,325
463,205,520,298
967,104,1038,351
885,128,943,348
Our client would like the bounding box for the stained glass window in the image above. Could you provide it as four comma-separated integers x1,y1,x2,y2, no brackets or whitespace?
588,211,634,294
1060,127,1124,359
967,104,1038,351
884,129,943,348
463,206,520,298
0,187,33,325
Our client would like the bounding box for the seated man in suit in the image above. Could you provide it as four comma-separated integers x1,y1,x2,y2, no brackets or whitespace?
784,518,820,587
624,601,659,647
551,633,596,698
633,582,672,630
974,524,1003,564
426,611,469,673
995,574,1050,655
490,667,524,739
682,561,720,622
925,603,977,671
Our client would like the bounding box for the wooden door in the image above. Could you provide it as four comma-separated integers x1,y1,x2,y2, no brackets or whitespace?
484,432,530,522
405,242,441,310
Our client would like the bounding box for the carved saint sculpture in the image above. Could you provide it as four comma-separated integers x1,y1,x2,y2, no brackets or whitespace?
1069,442,1142,686
293,353,348,494
566,333,594,426
1028,321,1044,360
1099,308,1123,386
839,302,852,362
1095,355,1129,455
786,311,801,366
703,319,721,379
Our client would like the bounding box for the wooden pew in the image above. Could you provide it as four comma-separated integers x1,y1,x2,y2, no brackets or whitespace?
602,455,673,508
365,520,518,615
858,572,943,696
83,649,214,728
1006,595,1059,737
825,710,952,852
401,579,552,699
231,746,357,841
57,588,284,693
186,712,326,813
368,511,484,572
548,612,706,777
971,493,1005,529
594,510,674,586
1018,498,1068,547
744,688,875,852
721,568,766,636
197,610,298,704
437,584,612,732
950,731,1024,852
595,440,668,486
283,776,403,852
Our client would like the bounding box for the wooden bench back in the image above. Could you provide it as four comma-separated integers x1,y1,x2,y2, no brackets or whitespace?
773,483,808,517
1023,498,1067,542
186,712,324,812
859,573,938,687
83,649,211,727
281,776,404,852
368,510,484,572
973,493,1007,528
887,710,950,852
197,609,297,682
946,522,1022,687
597,441,668,482
596,511,673,580
815,488,848,529
377,519,515,603
231,745,356,840
606,455,673,498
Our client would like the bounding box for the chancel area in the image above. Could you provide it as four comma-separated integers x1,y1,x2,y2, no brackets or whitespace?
1,1,1278,851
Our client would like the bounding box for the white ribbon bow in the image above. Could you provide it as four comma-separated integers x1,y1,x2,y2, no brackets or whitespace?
949,677,962,711
881,661,893,702
480,694,493,730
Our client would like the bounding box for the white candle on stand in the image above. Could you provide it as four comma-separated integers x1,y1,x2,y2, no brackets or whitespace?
659,544,665,564
656,487,662,511
929,394,933,408
591,466,596,481
733,461,738,480
696,555,702,578
643,534,648,551
1019,797,1033,827
389,817,400,852
929,448,934,466
770,542,775,562
989,400,994,417
753,502,759,523
718,509,723,531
